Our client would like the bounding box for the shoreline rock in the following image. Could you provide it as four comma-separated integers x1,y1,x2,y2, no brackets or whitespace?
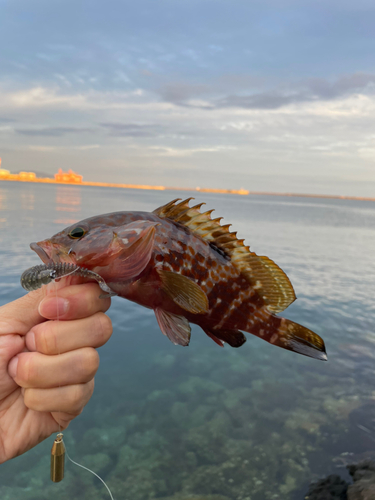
305,460,375,500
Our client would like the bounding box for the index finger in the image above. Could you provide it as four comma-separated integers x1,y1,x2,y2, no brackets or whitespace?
38,283,111,320
0,275,108,337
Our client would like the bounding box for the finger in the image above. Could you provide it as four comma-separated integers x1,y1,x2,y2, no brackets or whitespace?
0,275,92,337
25,313,113,355
38,283,111,320
8,348,99,389
23,380,95,414
0,288,45,336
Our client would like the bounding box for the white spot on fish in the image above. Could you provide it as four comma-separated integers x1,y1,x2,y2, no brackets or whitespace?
122,238,129,244
270,333,278,344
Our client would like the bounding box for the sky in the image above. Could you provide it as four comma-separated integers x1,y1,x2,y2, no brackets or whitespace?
1,0,375,196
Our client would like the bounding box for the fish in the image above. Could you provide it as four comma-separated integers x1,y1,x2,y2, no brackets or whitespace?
30,198,326,360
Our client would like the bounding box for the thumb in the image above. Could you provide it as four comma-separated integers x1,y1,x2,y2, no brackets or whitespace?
0,275,91,337
0,288,47,337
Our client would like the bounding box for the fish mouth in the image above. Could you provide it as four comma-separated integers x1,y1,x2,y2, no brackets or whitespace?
31,241,75,265
30,242,54,264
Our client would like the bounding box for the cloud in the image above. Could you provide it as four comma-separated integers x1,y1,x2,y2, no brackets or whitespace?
28,145,56,152
147,145,237,157
158,73,375,110
15,126,94,136
99,122,163,137
0,117,16,123
76,144,100,150
218,73,375,109
158,82,210,105
0,86,171,113
99,122,198,138
1,78,375,196
27,144,100,151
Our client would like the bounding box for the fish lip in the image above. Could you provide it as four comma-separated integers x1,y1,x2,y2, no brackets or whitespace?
30,242,53,264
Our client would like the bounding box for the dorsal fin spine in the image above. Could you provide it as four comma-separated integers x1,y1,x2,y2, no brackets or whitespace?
173,208,193,222
154,199,182,217
191,203,205,211
168,199,193,216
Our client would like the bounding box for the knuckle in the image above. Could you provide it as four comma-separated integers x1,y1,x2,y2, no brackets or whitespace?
23,388,37,410
70,384,86,411
19,353,36,386
34,322,58,354
94,313,113,345
70,381,94,412
80,348,100,381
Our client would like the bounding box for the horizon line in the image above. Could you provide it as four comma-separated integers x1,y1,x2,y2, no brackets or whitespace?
0,175,374,202
0,170,375,201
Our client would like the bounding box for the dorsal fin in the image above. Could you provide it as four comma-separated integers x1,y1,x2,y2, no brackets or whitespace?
153,198,296,313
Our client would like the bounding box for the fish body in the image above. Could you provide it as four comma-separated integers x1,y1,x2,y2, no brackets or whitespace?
31,198,326,360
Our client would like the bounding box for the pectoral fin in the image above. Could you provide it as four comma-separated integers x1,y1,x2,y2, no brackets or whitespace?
155,308,191,346
113,221,158,280
157,269,209,314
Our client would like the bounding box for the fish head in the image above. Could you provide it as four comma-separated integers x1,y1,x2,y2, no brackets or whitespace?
30,217,159,277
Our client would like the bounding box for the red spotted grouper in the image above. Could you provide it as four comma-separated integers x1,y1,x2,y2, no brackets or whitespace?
30,198,326,360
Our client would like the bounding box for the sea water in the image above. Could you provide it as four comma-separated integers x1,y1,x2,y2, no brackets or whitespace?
0,182,374,500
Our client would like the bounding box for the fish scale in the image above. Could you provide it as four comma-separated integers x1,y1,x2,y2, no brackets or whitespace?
29,198,327,360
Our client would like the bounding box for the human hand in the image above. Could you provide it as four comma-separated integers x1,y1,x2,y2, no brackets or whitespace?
0,278,112,463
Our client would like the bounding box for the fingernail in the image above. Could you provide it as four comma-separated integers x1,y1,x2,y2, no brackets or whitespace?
8,356,19,379
27,331,36,351
39,297,69,318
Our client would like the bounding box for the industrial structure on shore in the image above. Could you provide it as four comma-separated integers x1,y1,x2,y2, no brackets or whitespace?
0,159,249,195
0,158,373,201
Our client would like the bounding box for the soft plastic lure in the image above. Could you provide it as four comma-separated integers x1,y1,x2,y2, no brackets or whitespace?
20,262,117,298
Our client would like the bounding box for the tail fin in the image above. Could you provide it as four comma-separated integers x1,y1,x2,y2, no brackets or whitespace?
251,316,327,361
274,318,327,360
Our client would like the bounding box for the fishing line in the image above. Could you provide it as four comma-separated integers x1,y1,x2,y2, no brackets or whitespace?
54,281,61,437
65,450,115,500
49,278,115,499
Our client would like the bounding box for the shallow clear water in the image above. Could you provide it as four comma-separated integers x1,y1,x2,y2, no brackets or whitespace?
0,182,375,500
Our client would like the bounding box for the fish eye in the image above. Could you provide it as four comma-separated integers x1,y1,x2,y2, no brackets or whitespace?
68,227,86,239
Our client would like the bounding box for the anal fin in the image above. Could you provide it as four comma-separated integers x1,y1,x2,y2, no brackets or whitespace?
155,308,191,346
203,328,247,348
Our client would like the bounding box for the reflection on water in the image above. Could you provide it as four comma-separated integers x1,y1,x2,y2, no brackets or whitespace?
21,192,34,211
0,188,6,228
54,186,82,225
0,183,375,500
0,188,7,210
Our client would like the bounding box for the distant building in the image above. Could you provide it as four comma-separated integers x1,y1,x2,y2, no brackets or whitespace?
0,158,14,179
18,171,37,180
55,169,83,183
0,168,11,178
